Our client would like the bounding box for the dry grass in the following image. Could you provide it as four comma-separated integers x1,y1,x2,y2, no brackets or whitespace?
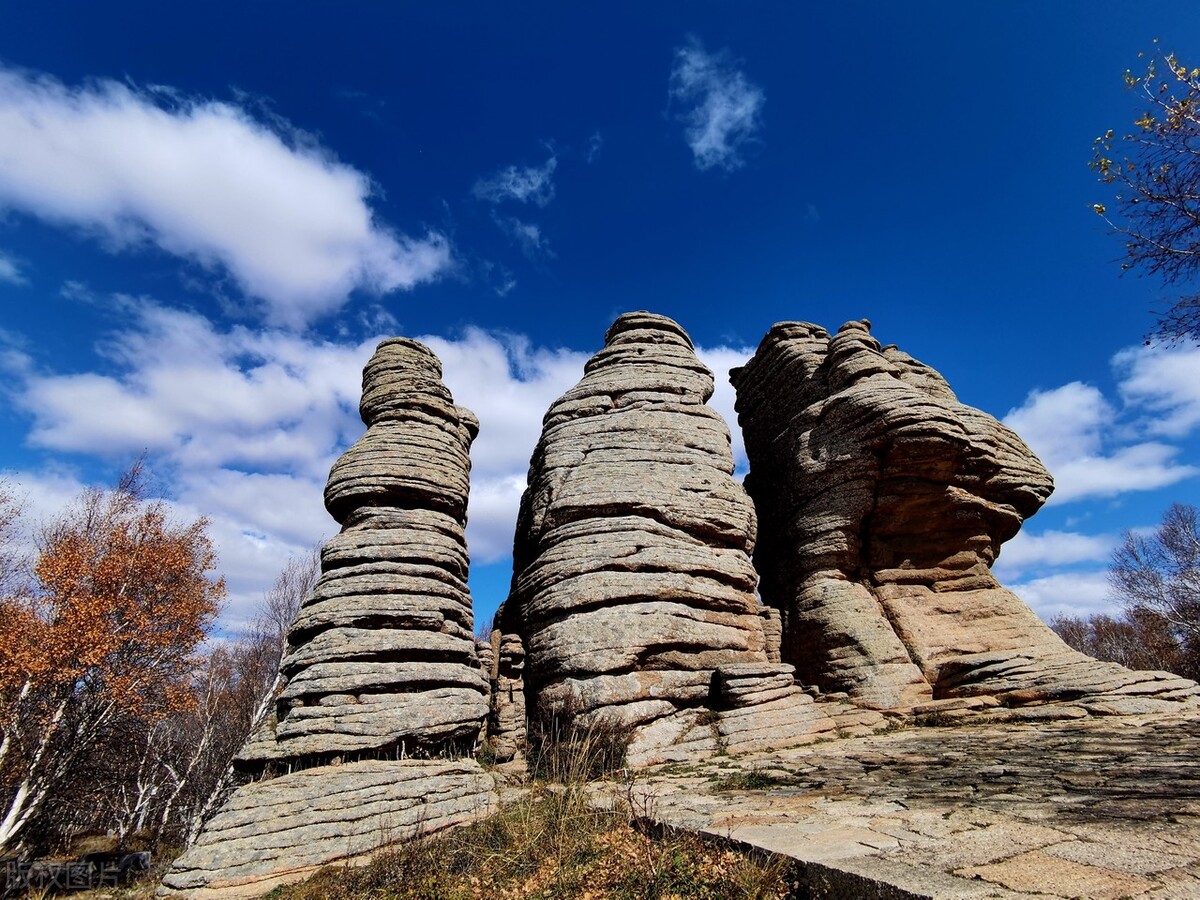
267,724,795,899
2,833,178,899
265,785,793,900
18,725,791,898
711,770,802,792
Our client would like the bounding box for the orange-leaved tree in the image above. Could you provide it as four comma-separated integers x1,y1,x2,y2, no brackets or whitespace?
0,465,224,854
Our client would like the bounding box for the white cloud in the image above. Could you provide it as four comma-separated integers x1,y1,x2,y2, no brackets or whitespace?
493,215,552,258
1003,381,1110,467
9,305,756,631
1049,443,1197,505
20,299,370,478
1115,340,1200,438
0,66,450,328
472,155,557,206
1007,570,1116,622
696,345,754,471
462,474,532,565
176,469,333,550
1003,370,1197,507
994,529,1117,581
669,38,765,172
585,132,603,163
0,251,26,285
0,466,89,543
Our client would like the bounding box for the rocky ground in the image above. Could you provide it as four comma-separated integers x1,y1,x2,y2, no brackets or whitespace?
618,710,1200,899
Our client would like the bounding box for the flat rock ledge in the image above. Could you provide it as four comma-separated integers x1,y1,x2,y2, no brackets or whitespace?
617,708,1200,899
159,760,496,899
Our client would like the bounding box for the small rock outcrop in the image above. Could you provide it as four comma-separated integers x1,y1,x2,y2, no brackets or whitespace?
160,761,493,899
162,339,495,898
483,610,527,762
732,319,1200,716
506,312,837,764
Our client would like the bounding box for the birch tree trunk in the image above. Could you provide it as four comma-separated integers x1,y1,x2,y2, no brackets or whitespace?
0,696,67,854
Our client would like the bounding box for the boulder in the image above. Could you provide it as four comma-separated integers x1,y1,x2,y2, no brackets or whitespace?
731,319,1200,714
160,761,495,898
484,613,527,762
243,338,488,765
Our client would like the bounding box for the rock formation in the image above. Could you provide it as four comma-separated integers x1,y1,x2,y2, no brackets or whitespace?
482,610,527,762
505,312,839,764
162,339,496,898
160,761,493,899
732,319,1200,716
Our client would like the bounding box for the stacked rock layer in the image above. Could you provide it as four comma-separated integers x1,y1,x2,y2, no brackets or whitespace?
163,339,495,897
506,312,835,763
160,761,495,899
480,611,528,762
241,338,489,765
732,319,1200,714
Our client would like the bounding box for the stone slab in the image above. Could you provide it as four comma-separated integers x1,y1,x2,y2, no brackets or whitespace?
620,710,1200,899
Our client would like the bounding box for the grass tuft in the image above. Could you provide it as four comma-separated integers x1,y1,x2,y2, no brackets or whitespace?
711,769,801,792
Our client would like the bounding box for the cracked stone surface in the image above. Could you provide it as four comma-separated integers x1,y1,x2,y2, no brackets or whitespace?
160,761,496,899
620,710,1200,898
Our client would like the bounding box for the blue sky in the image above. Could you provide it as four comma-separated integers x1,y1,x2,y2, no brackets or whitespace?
1,2,1199,633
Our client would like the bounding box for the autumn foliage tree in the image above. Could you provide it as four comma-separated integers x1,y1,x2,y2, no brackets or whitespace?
72,547,315,851
1092,42,1200,341
181,549,316,846
0,465,224,854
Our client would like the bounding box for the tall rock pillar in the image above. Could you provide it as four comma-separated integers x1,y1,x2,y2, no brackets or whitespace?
732,319,1200,716
162,339,496,898
506,312,835,764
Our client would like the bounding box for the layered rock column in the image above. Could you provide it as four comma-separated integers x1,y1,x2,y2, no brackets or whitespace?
258,338,488,762
482,607,527,762
732,319,1200,715
163,339,495,898
506,312,835,763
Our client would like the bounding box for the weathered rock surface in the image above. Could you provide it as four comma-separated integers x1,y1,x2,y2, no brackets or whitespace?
241,338,488,765
165,339,495,897
621,709,1200,899
732,319,1200,714
160,761,496,899
483,610,528,762
507,312,836,763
